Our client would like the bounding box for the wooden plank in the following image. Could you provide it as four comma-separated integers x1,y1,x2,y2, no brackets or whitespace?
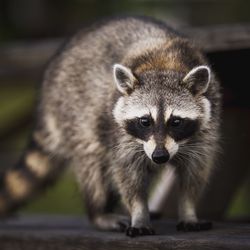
1,24,250,78
183,24,250,52
0,39,62,78
0,215,249,250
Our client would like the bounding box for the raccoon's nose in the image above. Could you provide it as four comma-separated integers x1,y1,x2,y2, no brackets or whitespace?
152,147,170,164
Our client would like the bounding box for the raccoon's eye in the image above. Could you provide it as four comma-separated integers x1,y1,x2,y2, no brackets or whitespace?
139,117,151,127
170,117,183,127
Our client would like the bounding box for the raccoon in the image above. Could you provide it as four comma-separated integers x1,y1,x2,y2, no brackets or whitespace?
0,16,221,237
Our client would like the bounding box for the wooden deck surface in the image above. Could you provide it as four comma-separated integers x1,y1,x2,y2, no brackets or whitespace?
0,215,249,250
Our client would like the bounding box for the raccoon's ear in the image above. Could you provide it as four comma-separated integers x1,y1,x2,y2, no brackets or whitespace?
113,64,138,95
183,65,211,95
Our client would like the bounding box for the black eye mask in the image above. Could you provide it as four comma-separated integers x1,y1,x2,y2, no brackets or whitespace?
125,115,153,141
167,116,200,141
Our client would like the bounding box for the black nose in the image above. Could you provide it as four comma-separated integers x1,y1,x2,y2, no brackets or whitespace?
152,147,170,164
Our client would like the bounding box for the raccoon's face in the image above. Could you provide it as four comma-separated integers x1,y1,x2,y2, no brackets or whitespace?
112,64,211,164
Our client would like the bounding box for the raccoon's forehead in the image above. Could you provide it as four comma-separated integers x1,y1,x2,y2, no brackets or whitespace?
113,95,200,124
113,98,158,123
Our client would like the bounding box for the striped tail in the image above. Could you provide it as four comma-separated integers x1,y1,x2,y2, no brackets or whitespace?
0,139,65,217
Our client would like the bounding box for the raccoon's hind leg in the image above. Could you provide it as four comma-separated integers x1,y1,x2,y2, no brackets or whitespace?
0,137,66,217
85,187,130,232
74,158,130,232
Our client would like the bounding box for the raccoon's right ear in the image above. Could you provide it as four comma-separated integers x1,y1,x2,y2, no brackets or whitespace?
183,65,211,95
113,64,138,95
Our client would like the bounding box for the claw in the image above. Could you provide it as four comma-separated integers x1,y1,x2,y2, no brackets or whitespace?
126,226,155,237
126,227,139,237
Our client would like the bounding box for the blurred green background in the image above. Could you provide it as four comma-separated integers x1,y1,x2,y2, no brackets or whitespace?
0,0,249,220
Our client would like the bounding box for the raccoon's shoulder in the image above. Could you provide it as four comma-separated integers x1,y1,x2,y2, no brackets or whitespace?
123,35,204,77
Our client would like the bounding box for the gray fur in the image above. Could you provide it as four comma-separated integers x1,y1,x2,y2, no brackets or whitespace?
0,16,221,235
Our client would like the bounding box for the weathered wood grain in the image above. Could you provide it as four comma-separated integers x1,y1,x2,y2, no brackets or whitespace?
183,24,250,52
0,216,249,250
0,39,62,77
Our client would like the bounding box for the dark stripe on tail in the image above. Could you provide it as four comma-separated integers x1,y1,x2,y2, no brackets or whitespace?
0,137,66,217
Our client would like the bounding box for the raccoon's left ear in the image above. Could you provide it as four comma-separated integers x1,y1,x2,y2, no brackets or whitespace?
113,64,138,95
183,65,211,95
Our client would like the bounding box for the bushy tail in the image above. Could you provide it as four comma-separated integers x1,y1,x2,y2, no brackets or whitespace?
0,139,65,217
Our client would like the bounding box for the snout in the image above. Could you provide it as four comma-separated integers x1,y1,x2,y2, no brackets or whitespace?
152,147,170,164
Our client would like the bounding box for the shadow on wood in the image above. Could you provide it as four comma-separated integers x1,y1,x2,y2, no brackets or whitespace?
0,215,249,250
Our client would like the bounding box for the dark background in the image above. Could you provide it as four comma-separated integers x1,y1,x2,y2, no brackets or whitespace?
0,0,249,220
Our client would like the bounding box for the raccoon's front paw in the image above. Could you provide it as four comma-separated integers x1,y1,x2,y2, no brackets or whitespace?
126,226,155,237
176,220,212,232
